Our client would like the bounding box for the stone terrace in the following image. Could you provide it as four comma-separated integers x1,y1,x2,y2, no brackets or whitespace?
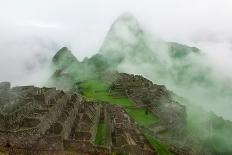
0,82,156,155
110,73,186,134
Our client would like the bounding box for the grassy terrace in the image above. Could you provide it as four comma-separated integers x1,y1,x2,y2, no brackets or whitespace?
95,122,106,145
79,79,171,154
79,79,133,107
125,108,159,127
80,80,159,127
144,131,172,155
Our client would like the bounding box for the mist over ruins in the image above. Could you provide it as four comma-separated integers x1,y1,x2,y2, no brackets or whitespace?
0,1,232,155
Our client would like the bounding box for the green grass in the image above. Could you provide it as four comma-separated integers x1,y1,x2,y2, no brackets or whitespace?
95,122,106,145
125,108,159,127
81,79,108,90
80,79,169,154
80,79,134,107
144,131,172,155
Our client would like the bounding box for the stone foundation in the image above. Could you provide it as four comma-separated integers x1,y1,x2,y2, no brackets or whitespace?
0,82,156,155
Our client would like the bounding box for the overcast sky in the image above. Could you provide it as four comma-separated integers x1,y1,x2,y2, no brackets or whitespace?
1,0,232,85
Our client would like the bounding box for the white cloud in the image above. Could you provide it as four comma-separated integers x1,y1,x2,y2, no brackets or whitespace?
0,0,232,85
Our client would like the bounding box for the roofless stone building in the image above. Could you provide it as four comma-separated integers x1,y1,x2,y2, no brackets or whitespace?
0,82,156,155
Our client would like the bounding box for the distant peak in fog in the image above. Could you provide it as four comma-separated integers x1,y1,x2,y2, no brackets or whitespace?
115,12,139,23
108,13,144,41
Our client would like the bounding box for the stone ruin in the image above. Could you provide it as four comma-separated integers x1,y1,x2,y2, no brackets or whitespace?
0,82,156,155
109,73,192,155
109,105,155,154
110,73,186,135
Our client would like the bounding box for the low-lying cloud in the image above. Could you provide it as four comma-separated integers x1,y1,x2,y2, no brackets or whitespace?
1,0,232,119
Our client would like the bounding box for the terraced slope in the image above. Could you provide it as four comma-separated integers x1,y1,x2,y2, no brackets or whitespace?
78,78,176,155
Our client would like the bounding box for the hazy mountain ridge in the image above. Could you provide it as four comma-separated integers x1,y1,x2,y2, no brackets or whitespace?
99,13,232,120
99,13,206,85
46,13,232,154
49,14,232,120
49,14,232,119
49,45,232,154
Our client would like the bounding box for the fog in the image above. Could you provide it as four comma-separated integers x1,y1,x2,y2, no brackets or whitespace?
1,1,232,151
1,1,232,117
0,0,232,85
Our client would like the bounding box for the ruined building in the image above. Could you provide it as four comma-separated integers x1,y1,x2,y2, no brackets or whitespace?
110,73,186,135
0,82,156,155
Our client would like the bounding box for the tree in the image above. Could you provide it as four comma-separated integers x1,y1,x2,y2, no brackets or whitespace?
145,107,149,115
142,95,150,105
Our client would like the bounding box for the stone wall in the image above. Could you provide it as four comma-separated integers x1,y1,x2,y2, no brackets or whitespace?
110,73,186,133
0,84,156,154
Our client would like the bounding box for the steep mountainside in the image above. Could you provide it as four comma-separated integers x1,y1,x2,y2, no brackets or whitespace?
45,13,232,155
47,46,232,154
99,13,232,120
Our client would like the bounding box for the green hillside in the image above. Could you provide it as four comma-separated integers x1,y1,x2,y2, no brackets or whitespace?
77,79,173,154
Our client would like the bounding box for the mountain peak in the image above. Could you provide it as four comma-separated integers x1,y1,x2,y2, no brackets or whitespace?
53,47,71,60
100,13,144,59
115,12,138,22
52,47,79,70
110,13,143,37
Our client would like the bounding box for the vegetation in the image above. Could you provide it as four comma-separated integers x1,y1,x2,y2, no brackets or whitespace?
125,108,159,127
184,103,232,154
79,79,134,107
144,131,173,155
95,122,107,145
79,79,171,154
82,54,109,72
